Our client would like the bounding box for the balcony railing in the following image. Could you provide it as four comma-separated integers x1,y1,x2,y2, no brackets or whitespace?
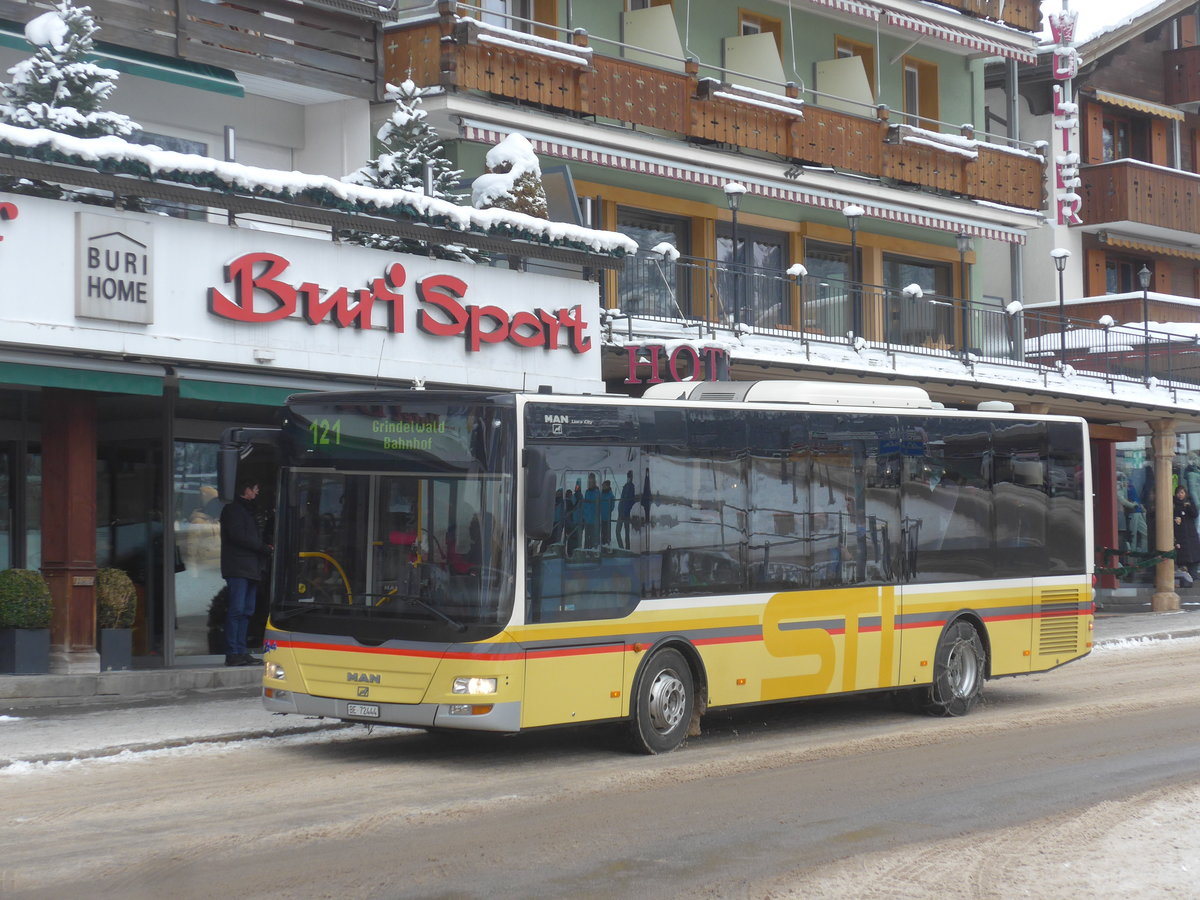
388,15,1044,211
611,254,1200,389
0,0,384,100
1080,159,1200,234
937,0,1040,33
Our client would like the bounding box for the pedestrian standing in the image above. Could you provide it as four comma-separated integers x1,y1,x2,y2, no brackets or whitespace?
220,479,272,667
1173,485,1200,582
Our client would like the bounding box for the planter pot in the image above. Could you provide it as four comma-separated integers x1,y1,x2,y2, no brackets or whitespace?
98,628,132,672
0,628,50,674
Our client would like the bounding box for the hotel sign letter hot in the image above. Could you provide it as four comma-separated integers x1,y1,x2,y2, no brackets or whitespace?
76,213,154,324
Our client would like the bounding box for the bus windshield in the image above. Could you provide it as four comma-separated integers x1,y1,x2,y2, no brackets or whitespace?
272,397,515,641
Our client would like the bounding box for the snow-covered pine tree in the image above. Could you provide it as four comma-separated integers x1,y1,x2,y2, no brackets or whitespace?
343,79,478,261
0,1,137,138
346,79,462,198
471,132,548,219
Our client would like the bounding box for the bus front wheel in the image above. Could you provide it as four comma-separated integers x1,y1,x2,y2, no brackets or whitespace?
629,648,694,754
920,619,986,717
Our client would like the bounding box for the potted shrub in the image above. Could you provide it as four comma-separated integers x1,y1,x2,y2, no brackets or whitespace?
0,568,53,674
96,567,136,671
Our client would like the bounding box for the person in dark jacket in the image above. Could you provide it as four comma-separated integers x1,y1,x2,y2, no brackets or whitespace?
1173,485,1200,582
220,480,272,666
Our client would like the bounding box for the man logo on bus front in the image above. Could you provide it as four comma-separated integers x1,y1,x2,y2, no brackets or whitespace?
357,686,370,697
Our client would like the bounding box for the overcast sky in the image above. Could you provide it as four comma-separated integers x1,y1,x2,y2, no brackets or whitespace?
1042,0,1163,42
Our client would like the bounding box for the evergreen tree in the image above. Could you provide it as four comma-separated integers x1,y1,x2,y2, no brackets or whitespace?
346,79,462,199
471,132,548,219
0,1,137,138
343,79,478,261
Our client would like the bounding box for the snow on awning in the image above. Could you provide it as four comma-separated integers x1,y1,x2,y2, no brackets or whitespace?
884,11,1038,65
1092,89,1185,121
462,124,1028,244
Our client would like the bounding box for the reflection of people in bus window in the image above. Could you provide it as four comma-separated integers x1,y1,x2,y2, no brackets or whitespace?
600,479,615,546
582,473,600,547
617,470,636,548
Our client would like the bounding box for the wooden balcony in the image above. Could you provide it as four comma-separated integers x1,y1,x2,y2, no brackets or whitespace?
391,17,1044,212
1080,159,1200,234
935,0,1040,34
0,0,383,100
1165,45,1200,107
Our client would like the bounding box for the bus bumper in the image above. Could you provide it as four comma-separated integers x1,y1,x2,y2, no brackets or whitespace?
262,687,522,732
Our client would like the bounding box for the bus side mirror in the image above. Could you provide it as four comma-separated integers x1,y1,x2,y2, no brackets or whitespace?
219,426,282,502
218,432,243,504
524,448,556,541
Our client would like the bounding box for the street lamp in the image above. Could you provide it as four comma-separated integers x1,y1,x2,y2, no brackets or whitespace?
1051,248,1070,366
1139,264,1152,381
724,182,746,327
843,204,863,338
957,231,971,354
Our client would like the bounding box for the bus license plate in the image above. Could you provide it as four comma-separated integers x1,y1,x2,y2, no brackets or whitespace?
347,703,379,718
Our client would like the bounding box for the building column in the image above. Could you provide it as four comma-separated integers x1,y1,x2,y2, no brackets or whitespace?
41,389,100,673
1091,439,1119,589
1150,419,1180,612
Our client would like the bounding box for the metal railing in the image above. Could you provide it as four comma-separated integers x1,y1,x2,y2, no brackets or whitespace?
610,254,1200,389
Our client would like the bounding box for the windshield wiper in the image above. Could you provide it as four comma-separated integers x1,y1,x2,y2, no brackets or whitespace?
375,592,467,632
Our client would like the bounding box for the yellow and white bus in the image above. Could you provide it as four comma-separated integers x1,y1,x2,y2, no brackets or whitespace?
226,381,1093,753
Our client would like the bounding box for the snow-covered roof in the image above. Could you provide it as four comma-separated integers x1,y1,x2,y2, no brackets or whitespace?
0,123,637,258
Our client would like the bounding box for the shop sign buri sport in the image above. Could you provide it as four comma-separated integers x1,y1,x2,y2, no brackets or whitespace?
208,251,591,354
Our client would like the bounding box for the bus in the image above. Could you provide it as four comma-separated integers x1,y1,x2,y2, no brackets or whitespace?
222,380,1093,754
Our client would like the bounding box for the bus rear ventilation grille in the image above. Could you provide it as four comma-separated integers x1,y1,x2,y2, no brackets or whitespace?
1038,599,1081,655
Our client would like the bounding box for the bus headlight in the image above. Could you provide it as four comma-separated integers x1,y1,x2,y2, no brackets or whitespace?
265,662,286,680
452,676,497,695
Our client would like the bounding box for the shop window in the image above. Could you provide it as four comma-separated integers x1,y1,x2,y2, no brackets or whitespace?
902,57,939,129
804,240,856,337
883,254,952,350
717,223,788,327
616,207,692,318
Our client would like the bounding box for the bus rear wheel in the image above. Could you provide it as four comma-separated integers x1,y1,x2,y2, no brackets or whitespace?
629,648,694,754
920,619,986,717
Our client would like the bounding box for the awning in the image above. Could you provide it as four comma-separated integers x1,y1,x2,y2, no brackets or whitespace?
884,11,1038,65
178,379,312,408
1092,89,1185,121
1100,232,1200,261
799,2,1038,63
0,361,162,395
0,22,243,97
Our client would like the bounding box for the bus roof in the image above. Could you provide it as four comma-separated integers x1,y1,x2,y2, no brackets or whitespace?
640,380,935,408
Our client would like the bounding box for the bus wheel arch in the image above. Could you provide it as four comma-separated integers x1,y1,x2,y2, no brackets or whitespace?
627,639,706,754
921,615,988,717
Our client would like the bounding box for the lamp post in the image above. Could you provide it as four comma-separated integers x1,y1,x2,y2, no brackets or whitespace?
1051,248,1070,366
957,231,971,354
843,205,863,339
1099,314,1114,382
1139,264,1152,381
724,182,746,327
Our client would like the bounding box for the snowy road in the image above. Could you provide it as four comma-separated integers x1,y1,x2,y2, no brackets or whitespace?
2,636,1198,899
